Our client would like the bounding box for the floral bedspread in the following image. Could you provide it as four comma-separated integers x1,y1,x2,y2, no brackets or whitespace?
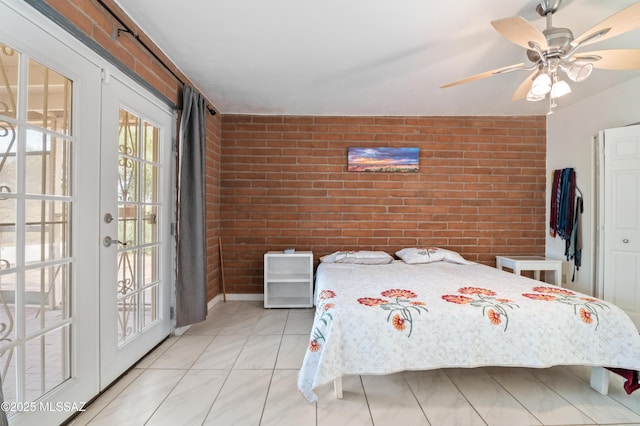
298,261,640,402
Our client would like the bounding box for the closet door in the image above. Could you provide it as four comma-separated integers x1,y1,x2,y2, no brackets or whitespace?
602,125,640,330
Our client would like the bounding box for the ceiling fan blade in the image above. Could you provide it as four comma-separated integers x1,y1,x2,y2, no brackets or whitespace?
441,63,525,88
575,49,640,70
491,16,547,50
572,2,640,48
512,70,537,101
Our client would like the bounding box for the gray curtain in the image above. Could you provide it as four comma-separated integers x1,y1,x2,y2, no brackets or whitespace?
176,86,208,327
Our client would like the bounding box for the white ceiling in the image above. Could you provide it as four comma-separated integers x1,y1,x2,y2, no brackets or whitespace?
115,0,640,116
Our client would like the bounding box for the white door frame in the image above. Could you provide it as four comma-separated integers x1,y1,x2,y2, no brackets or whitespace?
595,130,605,299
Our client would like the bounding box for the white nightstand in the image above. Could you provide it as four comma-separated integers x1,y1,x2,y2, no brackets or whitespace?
264,251,314,308
495,255,563,286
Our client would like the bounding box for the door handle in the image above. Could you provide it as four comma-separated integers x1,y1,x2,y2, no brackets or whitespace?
103,236,127,248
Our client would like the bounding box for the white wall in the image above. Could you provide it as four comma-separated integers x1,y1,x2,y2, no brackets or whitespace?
546,75,640,295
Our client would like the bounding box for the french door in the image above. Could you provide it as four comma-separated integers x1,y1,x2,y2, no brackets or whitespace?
0,1,174,423
0,2,101,425
99,76,173,386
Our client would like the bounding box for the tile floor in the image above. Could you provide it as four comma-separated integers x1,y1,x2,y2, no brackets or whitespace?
69,300,640,426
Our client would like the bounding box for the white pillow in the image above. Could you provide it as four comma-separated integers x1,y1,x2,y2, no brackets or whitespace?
320,250,393,265
395,247,471,265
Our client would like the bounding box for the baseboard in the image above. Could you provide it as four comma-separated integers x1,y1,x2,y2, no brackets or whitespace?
207,293,264,309
173,324,189,336
207,294,223,311
172,293,264,336
225,293,264,301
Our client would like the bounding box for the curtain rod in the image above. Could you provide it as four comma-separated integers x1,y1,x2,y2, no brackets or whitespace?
95,0,216,116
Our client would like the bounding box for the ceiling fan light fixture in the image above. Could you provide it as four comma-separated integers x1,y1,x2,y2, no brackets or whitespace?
550,79,571,98
526,90,546,102
531,72,552,96
441,2,640,109
566,61,593,82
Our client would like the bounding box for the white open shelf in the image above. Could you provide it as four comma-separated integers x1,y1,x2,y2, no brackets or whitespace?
264,251,313,308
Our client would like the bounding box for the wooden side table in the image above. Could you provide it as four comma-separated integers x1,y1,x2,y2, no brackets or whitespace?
495,255,563,286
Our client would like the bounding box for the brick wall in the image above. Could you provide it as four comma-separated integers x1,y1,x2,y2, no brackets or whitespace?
221,115,547,294
42,0,222,299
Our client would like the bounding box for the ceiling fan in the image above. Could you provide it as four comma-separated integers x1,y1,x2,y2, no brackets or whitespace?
441,0,640,112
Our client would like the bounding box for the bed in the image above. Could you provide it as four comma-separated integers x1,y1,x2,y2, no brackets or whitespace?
297,251,640,403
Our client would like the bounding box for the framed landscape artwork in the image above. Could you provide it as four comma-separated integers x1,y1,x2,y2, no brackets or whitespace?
348,147,419,172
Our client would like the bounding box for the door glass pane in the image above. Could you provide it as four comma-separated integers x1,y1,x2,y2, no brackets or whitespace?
118,204,137,247
142,205,157,244
142,163,157,203
141,284,158,329
24,264,69,336
117,249,137,297
0,198,16,268
27,59,72,135
25,130,71,196
0,43,19,119
143,122,158,163
24,326,70,403
119,158,137,203
1,343,15,404
0,41,73,408
0,121,17,192
142,246,157,285
115,109,162,348
0,272,16,344
24,200,70,264
118,294,137,343
119,109,138,158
